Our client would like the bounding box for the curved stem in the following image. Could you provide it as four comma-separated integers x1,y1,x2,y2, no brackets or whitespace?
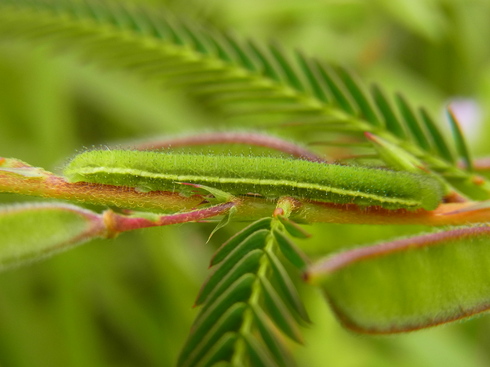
130,131,326,163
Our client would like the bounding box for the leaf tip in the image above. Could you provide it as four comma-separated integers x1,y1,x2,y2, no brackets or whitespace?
446,105,474,172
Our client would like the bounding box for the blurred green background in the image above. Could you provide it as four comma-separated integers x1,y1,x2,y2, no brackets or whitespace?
1,0,490,366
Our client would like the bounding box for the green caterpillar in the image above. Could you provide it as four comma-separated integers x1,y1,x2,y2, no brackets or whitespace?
63,150,444,210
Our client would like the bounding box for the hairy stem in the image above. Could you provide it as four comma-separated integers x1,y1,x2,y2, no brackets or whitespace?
2,159,490,225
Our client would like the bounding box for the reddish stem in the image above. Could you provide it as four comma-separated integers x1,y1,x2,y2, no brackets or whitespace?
466,157,490,172
308,226,490,277
130,131,326,163
3,159,490,226
0,168,202,212
103,201,236,235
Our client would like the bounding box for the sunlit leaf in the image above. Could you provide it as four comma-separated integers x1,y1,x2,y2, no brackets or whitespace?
0,203,106,271
307,226,490,333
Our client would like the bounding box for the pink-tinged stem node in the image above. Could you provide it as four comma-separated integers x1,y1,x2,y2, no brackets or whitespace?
103,201,236,236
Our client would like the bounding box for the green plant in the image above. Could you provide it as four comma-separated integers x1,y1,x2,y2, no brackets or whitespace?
1,0,490,366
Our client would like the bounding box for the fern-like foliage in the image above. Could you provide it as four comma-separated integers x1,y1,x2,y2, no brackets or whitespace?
178,216,310,367
1,1,489,366
0,0,487,199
